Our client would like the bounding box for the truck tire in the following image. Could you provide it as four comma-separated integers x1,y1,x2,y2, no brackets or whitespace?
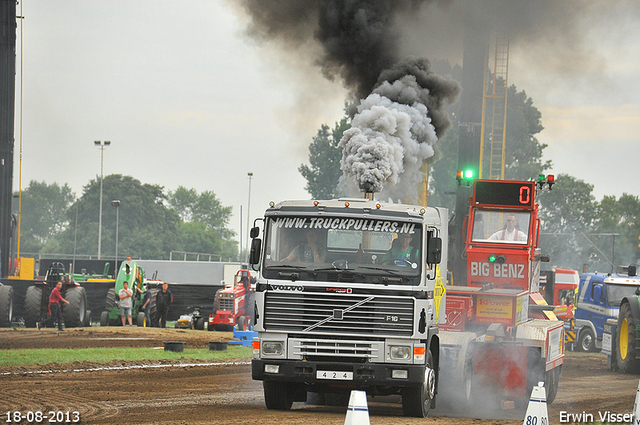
24,286,43,328
402,350,435,417
616,301,639,373
0,285,13,327
545,366,560,404
263,381,293,410
64,286,87,328
577,328,595,352
100,311,109,327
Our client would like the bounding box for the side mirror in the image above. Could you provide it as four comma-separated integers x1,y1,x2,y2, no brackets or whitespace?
593,285,604,304
427,237,442,264
249,238,262,265
250,226,260,239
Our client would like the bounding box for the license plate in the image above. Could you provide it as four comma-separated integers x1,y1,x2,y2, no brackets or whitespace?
316,370,353,380
602,333,612,353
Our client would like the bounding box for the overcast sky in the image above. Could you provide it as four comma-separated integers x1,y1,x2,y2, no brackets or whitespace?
13,1,640,248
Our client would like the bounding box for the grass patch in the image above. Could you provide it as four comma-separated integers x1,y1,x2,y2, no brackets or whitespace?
0,346,252,367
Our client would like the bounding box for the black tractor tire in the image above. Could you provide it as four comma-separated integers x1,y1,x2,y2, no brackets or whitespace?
149,288,159,327
24,286,44,328
136,312,146,327
83,310,92,327
577,327,596,352
100,311,109,327
263,381,293,410
104,288,121,326
237,315,247,331
402,349,435,417
105,287,116,310
617,301,639,373
0,285,13,327
196,317,205,330
64,286,87,328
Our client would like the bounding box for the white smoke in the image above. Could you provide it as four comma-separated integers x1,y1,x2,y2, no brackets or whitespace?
339,76,438,197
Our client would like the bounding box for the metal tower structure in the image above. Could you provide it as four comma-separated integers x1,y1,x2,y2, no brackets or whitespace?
479,31,509,181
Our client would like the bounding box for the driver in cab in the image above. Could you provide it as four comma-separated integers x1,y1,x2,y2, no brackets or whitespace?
488,214,527,242
281,229,326,263
382,232,419,265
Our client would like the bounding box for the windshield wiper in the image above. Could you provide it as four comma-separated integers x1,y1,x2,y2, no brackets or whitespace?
356,265,408,284
265,264,307,271
310,266,366,279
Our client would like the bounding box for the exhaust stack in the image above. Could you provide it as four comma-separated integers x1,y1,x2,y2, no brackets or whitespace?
364,192,374,201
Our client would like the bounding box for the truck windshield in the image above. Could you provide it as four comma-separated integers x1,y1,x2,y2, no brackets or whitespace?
606,284,640,307
262,215,423,284
471,209,530,245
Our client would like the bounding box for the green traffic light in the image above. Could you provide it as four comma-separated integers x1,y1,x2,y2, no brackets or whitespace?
464,169,474,179
489,254,497,263
538,174,546,182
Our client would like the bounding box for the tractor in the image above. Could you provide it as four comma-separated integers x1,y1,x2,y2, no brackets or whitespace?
100,259,160,327
23,262,90,328
208,269,254,331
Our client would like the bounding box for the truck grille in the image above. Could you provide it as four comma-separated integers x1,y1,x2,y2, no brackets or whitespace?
263,291,414,337
293,338,378,359
219,299,234,311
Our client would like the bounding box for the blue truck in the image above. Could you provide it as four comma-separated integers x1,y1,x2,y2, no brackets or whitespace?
574,267,640,353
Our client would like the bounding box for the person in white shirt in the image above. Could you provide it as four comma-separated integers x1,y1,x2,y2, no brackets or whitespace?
488,214,527,242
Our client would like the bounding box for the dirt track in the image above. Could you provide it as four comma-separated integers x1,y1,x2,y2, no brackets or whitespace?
0,327,637,424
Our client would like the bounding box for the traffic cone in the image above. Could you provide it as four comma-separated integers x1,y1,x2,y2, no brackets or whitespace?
523,381,548,425
632,379,640,424
344,390,370,425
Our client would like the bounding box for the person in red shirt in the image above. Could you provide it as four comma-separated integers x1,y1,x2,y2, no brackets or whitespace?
37,281,70,331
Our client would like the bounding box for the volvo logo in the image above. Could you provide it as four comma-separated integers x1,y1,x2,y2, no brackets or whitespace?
268,284,304,292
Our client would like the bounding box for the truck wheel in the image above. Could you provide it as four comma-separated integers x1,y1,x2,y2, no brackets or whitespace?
63,286,87,328
577,328,595,352
0,285,13,327
461,353,475,408
100,311,109,327
263,381,293,410
617,301,638,373
24,286,43,328
402,350,435,417
545,366,560,404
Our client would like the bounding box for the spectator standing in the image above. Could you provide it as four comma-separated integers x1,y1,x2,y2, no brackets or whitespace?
119,281,134,326
37,281,69,331
156,282,173,328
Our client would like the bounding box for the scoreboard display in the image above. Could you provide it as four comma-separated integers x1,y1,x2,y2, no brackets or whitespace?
473,180,535,208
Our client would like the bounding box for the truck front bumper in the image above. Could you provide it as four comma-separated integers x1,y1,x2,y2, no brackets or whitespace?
252,358,427,388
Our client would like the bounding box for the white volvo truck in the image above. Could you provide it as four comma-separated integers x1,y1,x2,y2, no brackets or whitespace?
248,198,447,417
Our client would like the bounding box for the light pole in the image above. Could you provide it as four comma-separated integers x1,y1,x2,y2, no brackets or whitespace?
245,172,253,264
95,140,110,259
111,200,120,270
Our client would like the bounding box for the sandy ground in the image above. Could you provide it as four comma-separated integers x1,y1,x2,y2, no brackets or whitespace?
0,327,637,425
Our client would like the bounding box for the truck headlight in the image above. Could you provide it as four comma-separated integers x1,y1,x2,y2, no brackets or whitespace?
390,345,411,360
262,341,284,355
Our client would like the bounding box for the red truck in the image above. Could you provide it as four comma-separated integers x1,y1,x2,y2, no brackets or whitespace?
208,269,254,331
540,267,579,322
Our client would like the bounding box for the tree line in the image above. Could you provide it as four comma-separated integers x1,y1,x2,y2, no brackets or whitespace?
298,60,640,273
13,175,238,262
